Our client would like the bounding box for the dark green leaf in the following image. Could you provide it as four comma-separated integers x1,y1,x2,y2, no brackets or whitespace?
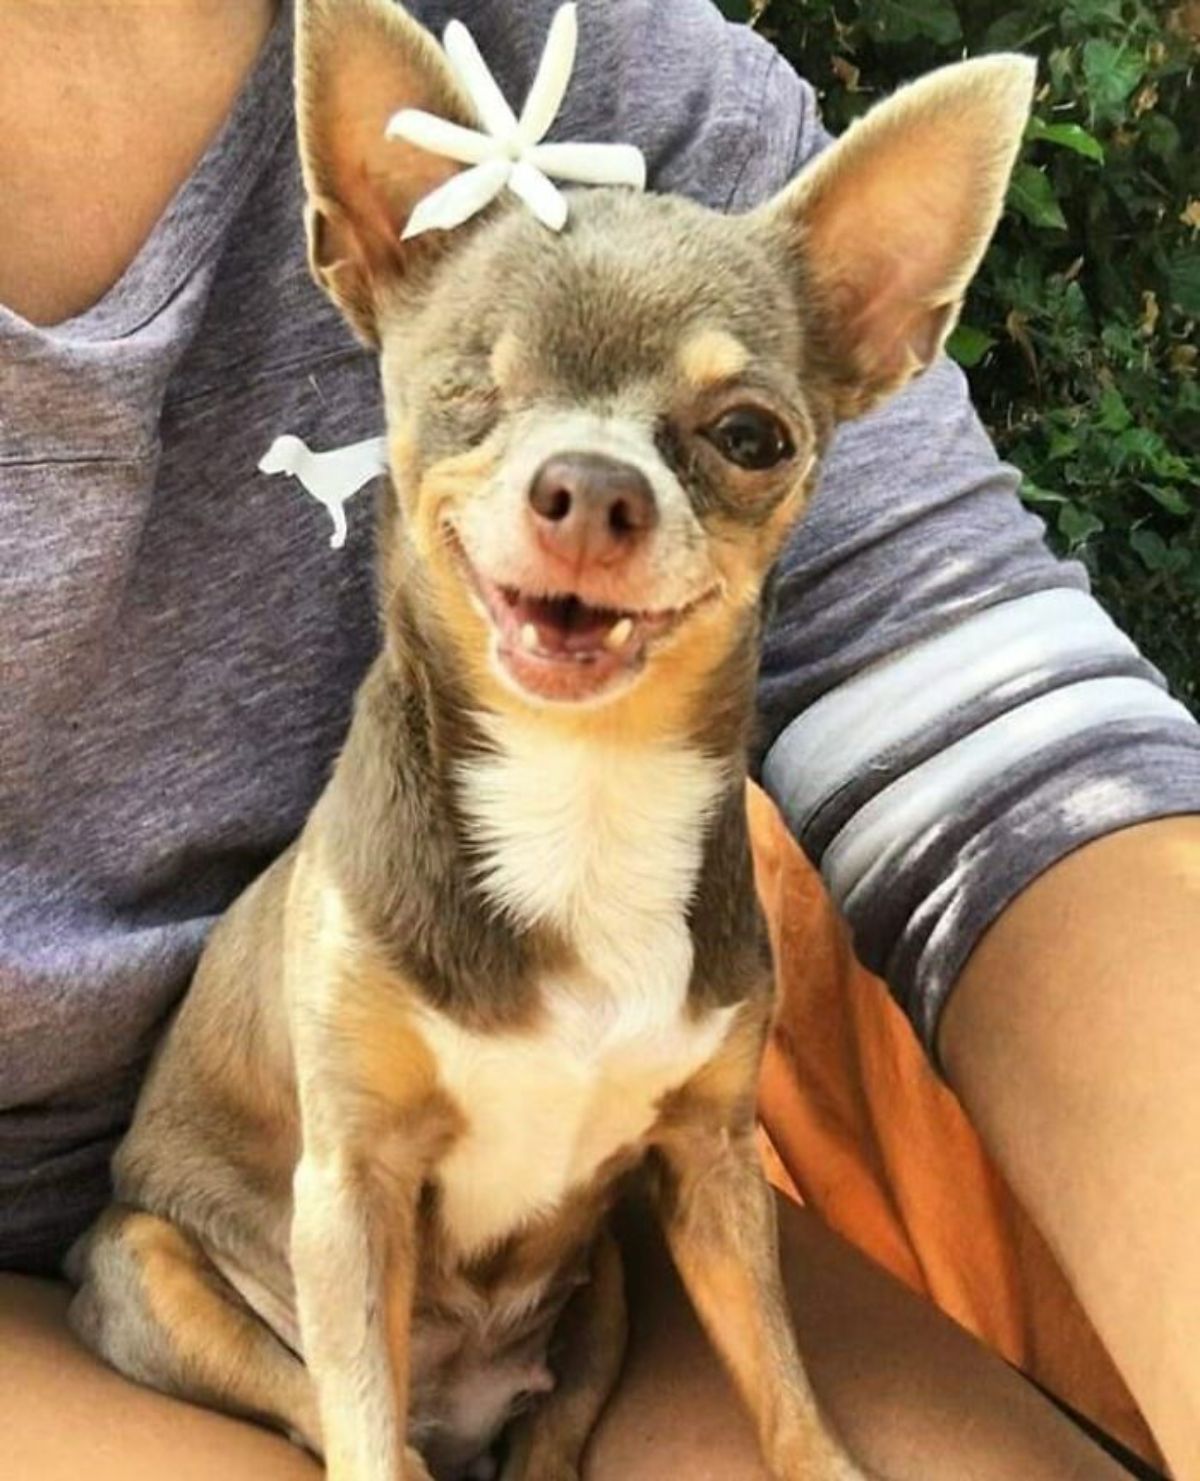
1166,249,1200,316
858,0,961,45
1025,116,1105,162
1141,114,1181,163
946,324,997,367
1047,46,1075,93
1007,164,1069,229
1020,479,1071,506
1081,39,1146,121
1094,388,1133,431
1116,428,1159,462
1060,0,1125,23
1048,428,1080,459
1140,482,1193,516
1116,429,1191,480
1059,504,1105,543
984,12,1055,50
1130,528,1170,571
1064,0,1124,25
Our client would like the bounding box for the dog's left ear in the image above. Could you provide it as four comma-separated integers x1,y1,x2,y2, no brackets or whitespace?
296,0,477,344
758,55,1035,418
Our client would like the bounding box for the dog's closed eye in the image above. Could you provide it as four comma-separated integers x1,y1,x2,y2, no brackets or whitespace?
430,376,502,448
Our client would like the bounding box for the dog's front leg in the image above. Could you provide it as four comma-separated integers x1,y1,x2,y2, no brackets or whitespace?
292,1145,431,1481
653,1117,869,1481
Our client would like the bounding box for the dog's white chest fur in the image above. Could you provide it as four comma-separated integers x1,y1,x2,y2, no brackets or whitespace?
425,722,733,1254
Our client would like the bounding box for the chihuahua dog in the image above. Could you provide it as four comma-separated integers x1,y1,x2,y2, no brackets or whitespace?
67,3,1033,1478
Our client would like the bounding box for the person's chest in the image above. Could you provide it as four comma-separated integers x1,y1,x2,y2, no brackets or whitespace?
0,127,386,1104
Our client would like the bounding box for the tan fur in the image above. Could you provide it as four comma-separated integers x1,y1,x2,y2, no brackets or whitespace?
706,463,820,618
650,1009,861,1481
68,4,1032,1479
489,330,532,396
678,327,751,388
69,1205,320,1450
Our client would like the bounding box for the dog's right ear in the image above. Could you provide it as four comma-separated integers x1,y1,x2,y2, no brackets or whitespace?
296,0,477,344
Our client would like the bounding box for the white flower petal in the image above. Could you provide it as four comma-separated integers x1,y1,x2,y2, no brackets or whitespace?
386,109,499,166
384,10,647,241
516,3,578,147
402,159,511,240
527,141,648,189
507,161,568,232
443,19,518,141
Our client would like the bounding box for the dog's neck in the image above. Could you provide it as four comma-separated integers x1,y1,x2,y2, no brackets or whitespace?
457,708,728,989
320,571,763,1025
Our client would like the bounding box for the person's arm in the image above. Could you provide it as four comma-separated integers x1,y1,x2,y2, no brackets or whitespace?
942,815,1200,1477
751,148,1200,1481
726,28,1200,1468
753,163,1200,1481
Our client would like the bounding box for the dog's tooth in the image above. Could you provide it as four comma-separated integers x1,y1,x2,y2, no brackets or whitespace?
605,616,635,651
520,623,539,652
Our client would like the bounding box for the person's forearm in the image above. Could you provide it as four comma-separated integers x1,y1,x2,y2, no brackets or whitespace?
941,814,1200,1476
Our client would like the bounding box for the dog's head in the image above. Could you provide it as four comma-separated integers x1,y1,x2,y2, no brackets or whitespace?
297,0,1032,739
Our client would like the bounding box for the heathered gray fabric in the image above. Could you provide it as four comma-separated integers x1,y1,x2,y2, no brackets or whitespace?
755,364,1200,1060
2,0,1199,1271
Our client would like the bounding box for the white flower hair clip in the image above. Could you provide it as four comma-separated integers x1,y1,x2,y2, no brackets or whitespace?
386,2,647,239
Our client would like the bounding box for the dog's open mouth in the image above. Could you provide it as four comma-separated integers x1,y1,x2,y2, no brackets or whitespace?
496,588,672,660
449,532,711,703
483,581,682,702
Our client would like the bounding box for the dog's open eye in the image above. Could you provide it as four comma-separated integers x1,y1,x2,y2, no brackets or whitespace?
702,407,794,471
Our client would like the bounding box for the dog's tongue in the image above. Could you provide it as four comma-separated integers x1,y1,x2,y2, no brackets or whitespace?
508,592,628,657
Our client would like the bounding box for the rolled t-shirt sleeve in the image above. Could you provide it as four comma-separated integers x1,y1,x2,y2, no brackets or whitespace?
450,0,1200,1056
758,360,1200,1057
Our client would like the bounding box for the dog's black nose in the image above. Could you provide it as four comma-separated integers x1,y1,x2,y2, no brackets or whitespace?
527,453,658,569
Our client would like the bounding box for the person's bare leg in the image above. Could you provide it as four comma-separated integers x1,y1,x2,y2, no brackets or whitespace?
0,1275,320,1481
941,818,1200,1476
1,1200,1131,1481
586,1197,1133,1481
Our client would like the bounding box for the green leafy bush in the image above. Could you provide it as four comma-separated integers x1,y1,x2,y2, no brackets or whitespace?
720,0,1200,710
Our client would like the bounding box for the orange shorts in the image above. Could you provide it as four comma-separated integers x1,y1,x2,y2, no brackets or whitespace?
748,784,1160,1469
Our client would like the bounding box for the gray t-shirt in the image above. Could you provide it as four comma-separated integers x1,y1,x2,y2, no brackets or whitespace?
3,0,1198,1272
